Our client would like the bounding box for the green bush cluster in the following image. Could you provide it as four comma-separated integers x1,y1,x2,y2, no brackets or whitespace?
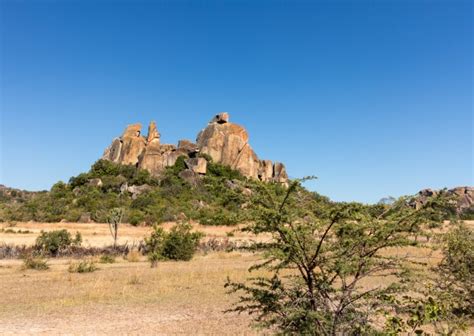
22,255,49,270
68,260,97,273
35,229,82,256
99,254,116,264
145,222,203,267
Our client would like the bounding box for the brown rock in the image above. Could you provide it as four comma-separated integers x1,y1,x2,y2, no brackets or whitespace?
147,121,160,144
103,138,122,162
88,178,103,187
102,113,289,184
258,160,273,182
185,158,207,174
210,112,229,124
196,121,259,179
119,124,146,165
242,188,253,196
179,169,200,186
139,141,167,177
411,186,474,213
273,162,288,183
79,213,93,223
178,140,199,156
122,184,152,199
165,150,187,167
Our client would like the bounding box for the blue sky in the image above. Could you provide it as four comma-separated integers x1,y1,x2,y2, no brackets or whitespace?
0,0,472,203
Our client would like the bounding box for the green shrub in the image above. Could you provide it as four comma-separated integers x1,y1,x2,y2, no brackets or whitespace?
35,230,82,256
144,225,167,267
163,223,203,261
69,173,91,189
198,208,240,226
144,223,203,267
127,210,145,226
166,155,187,176
68,260,97,273
90,159,120,177
99,254,116,264
100,175,127,192
130,168,152,185
22,255,49,270
206,162,244,180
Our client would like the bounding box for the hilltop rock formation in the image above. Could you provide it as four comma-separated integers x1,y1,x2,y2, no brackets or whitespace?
102,113,288,184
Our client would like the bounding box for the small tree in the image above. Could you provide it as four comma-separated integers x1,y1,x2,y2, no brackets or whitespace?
225,179,449,335
107,208,124,248
144,225,167,268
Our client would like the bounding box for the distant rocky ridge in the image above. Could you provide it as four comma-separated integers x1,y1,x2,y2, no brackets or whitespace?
102,113,288,183
0,184,40,204
410,186,474,215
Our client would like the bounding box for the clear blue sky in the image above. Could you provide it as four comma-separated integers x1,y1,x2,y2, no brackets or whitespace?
0,0,472,203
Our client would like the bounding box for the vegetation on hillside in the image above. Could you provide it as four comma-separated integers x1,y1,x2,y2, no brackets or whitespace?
0,159,332,226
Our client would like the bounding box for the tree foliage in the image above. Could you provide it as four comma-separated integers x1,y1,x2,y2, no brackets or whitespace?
225,179,458,335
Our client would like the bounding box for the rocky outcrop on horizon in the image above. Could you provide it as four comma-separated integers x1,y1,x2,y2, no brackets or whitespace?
102,113,288,184
410,186,474,215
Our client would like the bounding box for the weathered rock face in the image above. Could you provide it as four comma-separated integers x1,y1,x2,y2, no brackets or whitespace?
102,113,289,184
196,113,288,183
185,158,207,174
119,124,147,165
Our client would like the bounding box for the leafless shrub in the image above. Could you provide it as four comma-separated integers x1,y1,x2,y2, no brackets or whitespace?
0,242,133,259
198,238,251,253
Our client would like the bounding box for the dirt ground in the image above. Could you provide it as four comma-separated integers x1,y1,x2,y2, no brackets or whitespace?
0,252,266,335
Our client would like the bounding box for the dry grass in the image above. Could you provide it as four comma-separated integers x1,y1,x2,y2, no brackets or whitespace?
0,221,268,248
0,220,472,335
0,252,266,335
0,221,269,334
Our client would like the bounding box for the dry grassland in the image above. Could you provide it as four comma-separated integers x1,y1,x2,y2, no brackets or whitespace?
0,222,267,335
0,221,472,335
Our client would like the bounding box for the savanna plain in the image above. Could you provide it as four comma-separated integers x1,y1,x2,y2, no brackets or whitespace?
1,220,472,335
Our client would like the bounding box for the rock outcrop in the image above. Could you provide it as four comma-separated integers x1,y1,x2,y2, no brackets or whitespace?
102,113,289,184
410,186,474,215
196,113,288,182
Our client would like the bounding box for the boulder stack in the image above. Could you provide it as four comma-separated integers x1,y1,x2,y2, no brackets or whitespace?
102,113,288,184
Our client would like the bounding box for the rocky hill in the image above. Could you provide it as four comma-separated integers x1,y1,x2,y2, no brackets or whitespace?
102,112,288,184
0,113,472,225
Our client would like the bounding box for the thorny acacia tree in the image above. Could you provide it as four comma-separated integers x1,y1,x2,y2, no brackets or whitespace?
226,179,454,335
